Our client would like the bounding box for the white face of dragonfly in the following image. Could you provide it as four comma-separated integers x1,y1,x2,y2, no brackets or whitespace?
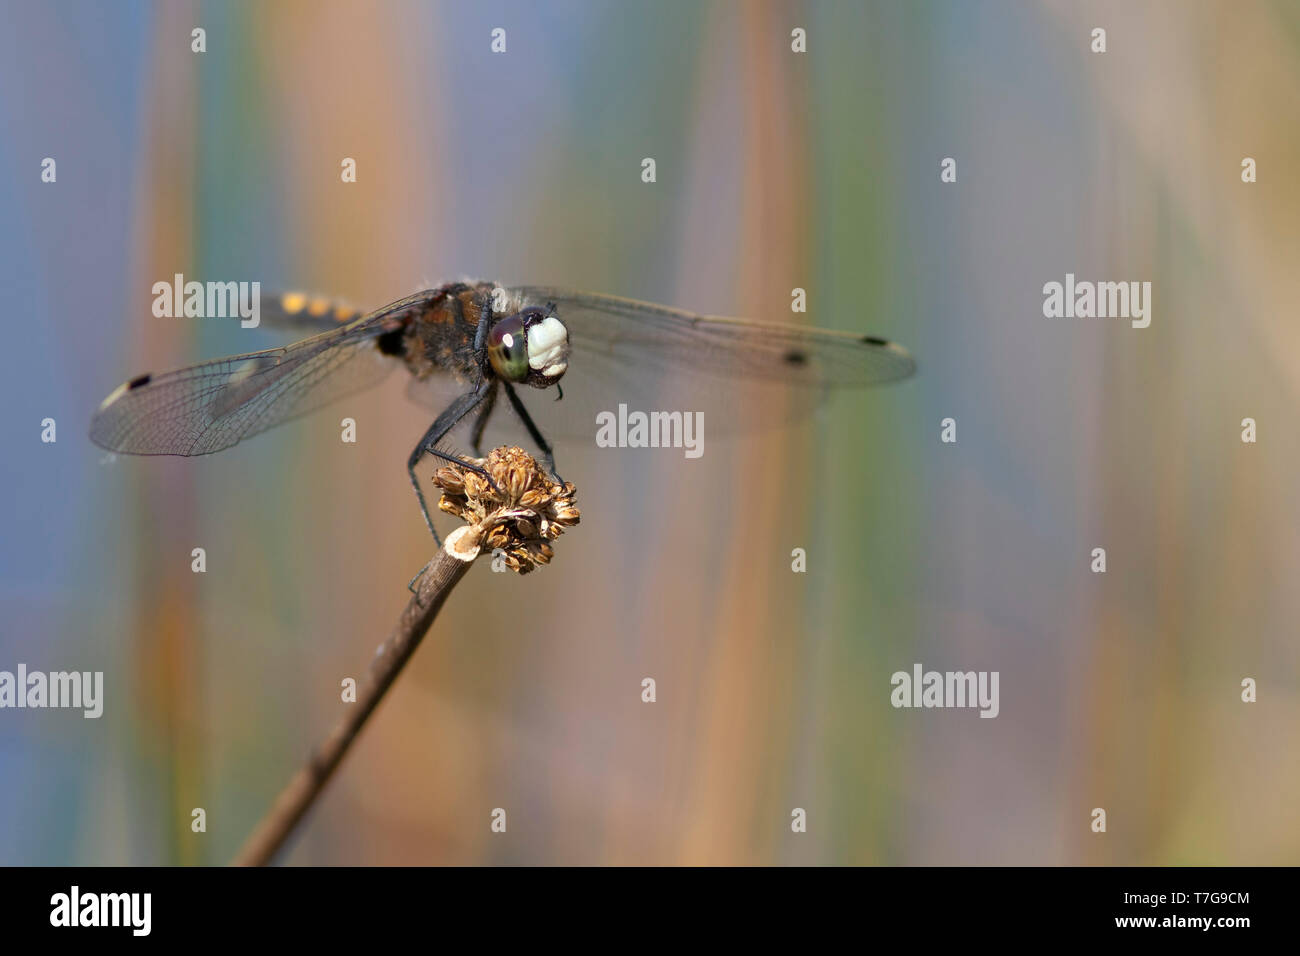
526,315,569,380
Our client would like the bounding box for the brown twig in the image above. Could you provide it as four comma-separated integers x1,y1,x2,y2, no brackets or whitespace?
231,546,472,866
232,447,579,866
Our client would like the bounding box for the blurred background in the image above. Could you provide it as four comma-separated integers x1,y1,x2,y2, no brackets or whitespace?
1,0,1297,865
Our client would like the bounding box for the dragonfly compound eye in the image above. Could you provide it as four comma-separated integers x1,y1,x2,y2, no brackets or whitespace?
487,314,531,382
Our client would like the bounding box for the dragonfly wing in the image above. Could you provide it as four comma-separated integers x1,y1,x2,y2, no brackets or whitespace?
501,287,916,441
514,288,916,386
90,306,412,456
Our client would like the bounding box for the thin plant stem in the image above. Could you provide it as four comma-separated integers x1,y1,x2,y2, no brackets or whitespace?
232,548,472,866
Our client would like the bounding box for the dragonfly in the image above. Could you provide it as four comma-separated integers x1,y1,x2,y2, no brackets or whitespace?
90,281,916,541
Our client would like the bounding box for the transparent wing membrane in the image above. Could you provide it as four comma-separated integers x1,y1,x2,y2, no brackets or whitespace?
495,287,915,440
90,304,412,456
514,287,915,387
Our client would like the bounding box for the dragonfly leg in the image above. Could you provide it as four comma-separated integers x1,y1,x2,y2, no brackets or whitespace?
407,558,432,594
406,383,498,544
502,382,564,484
468,383,498,457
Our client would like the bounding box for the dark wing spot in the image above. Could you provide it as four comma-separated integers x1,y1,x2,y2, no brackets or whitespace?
783,350,808,366
376,327,406,357
128,373,152,390
862,336,890,347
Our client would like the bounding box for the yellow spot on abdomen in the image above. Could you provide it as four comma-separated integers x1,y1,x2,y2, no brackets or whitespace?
281,292,307,313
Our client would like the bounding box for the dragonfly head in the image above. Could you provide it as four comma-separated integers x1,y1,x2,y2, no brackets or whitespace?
487,306,569,389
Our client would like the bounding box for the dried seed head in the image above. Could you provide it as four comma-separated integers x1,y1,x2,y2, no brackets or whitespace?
432,447,579,573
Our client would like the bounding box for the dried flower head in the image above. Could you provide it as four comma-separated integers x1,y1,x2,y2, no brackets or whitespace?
432,447,580,573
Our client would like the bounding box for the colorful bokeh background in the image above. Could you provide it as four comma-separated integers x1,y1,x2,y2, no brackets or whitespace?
1,0,1297,865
